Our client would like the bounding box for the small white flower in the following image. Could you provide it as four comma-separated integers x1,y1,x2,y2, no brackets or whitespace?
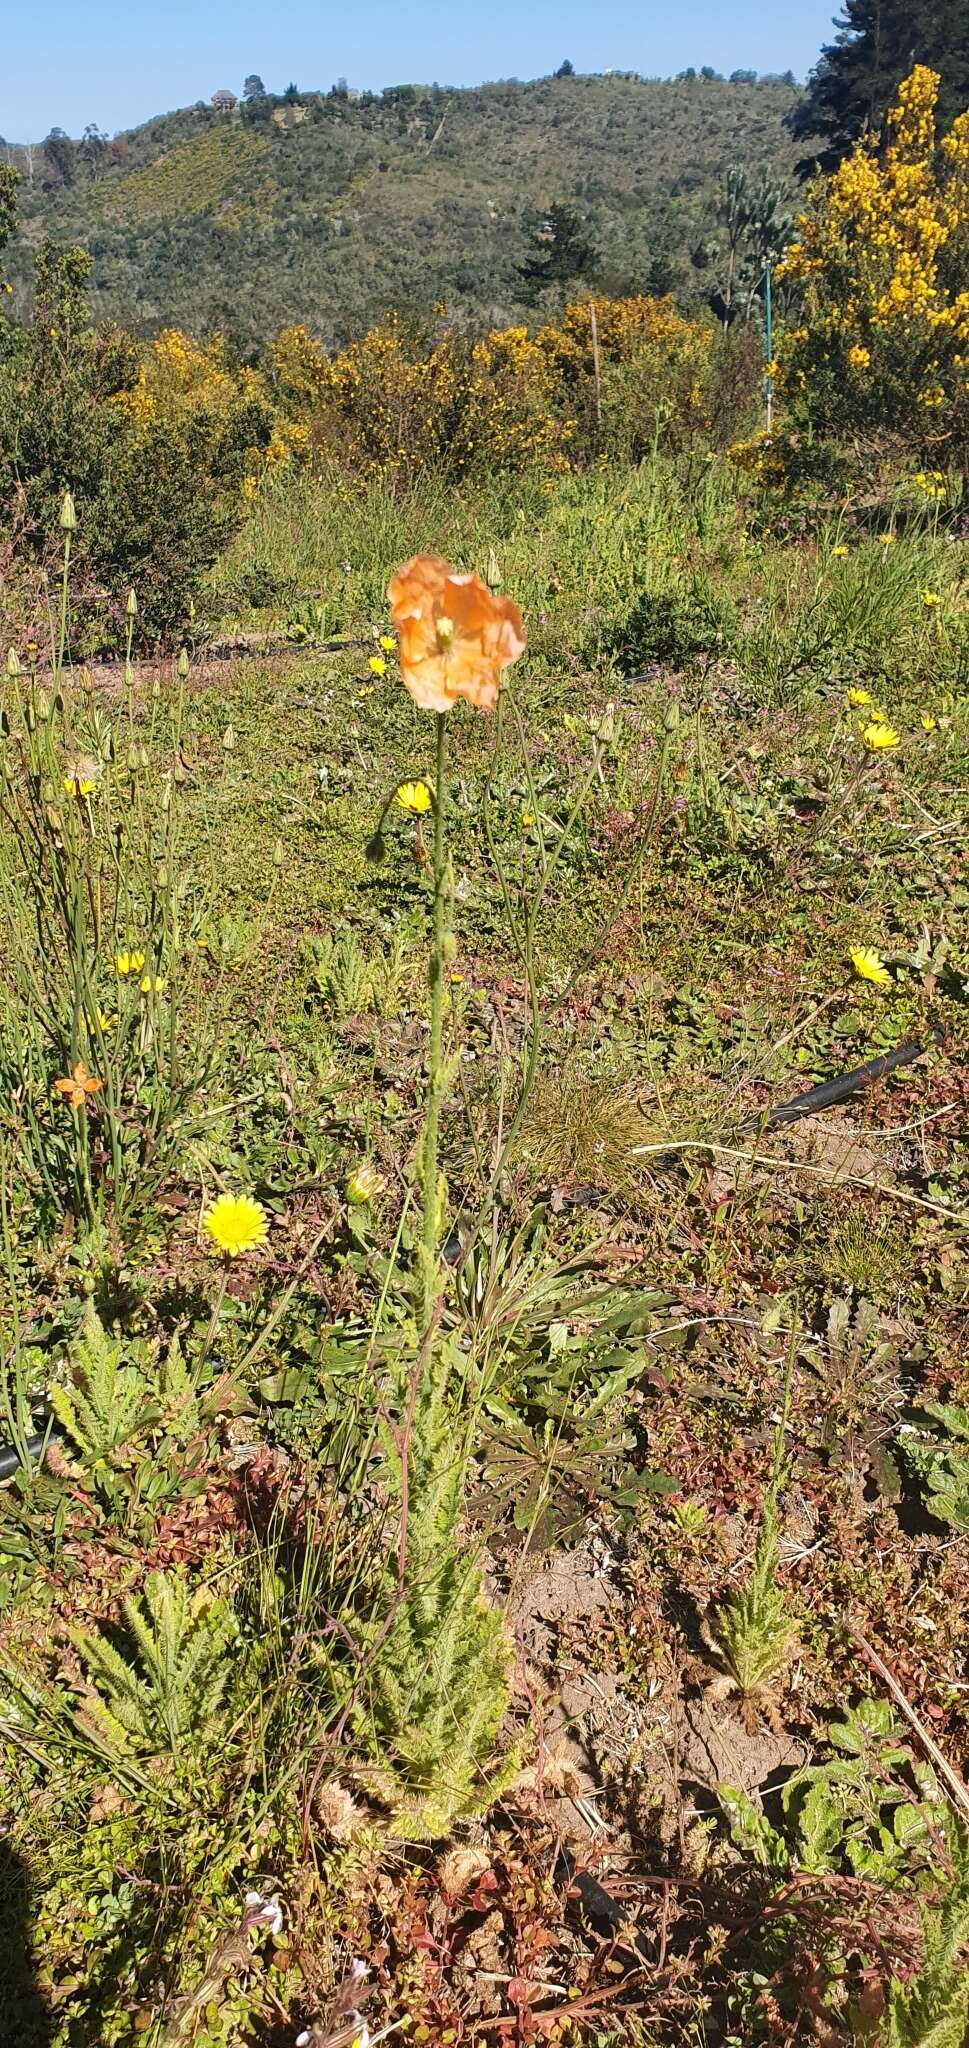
244,1889,284,1937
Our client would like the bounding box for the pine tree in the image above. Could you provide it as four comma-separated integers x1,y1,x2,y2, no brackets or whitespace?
791,0,969,174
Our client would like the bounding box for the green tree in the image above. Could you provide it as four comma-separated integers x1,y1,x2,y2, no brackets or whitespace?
791,0,969,174
519,203,599,297
43,127,76,188
243,73,266,100
0,164,20,292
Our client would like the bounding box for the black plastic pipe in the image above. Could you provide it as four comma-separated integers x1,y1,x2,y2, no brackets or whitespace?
742,1037,926,1132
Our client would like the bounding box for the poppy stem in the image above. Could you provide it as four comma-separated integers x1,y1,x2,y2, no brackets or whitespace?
420,712,449,1310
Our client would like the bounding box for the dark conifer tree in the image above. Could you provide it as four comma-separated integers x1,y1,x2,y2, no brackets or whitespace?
791,0,969,174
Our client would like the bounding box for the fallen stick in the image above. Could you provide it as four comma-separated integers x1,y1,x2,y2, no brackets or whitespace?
846,1623,969,1824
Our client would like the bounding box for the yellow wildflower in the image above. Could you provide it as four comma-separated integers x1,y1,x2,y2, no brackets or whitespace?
368,655,387,677
521,810,535,827
847,687,873,706
847,344,871,369
139,974,168,995
861,720,901,751
921,589,940,606
203,1193,268,1258
115,950,146,976
832,544,849,558
850,946,891,988
877,533,896,547
396,781,433,815
920,713,937,731
379,634,396,653
84,1009,116,1033
63,774,96,798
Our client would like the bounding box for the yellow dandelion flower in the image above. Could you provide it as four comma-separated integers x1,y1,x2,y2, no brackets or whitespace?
521,810,535,827
368,655,387,677
921,589,940,606
63,775,96,798
877,533,896,547
832,544,849,558
379,634,396,653
203,1193,268,1258
396,781,433,815
861,720,901,751
850,947,891,988
847,688,873,707
920,713,937,731
84,1009,116,1033
139,974,168,995
115,950,146,976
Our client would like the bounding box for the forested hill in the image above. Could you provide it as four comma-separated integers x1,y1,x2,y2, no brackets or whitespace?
4,72,801,347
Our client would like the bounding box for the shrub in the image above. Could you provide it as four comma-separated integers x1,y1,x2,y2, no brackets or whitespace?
0,252,273,643
773,65,969,480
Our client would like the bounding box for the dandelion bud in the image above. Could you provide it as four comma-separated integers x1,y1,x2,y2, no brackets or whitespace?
346,1162,384,1206
272,838,286,868
125,588,138,618
35,690,51,723
5,648,20,677
137,745,149,770
364,830,387,864
126,744,140,772
222,726,236,751
155,863,169,888
59,489,77,532
177,648,190,678
151,676,161,700
441,930,457,964
484,545,501,591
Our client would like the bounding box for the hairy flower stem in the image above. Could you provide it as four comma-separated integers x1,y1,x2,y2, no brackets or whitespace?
420,712,449,1321
58,530,71,681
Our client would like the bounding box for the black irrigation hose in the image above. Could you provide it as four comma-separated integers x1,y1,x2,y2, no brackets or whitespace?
740,1036,928,1132
0,1432,51,1480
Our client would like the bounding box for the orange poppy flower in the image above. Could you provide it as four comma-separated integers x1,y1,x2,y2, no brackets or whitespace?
387,554,526,714
53,1060,103,1110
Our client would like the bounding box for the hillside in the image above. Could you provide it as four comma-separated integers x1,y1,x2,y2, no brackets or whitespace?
4,72,801,346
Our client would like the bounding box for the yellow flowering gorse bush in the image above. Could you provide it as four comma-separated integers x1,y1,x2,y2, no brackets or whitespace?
775,66,969,470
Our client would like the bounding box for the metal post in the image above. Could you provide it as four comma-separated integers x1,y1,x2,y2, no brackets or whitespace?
764,262,773,436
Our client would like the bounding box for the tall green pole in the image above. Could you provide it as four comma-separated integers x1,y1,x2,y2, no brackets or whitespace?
764,261,774,435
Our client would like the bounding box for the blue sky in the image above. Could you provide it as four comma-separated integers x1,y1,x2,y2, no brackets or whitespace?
1,0,836,141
